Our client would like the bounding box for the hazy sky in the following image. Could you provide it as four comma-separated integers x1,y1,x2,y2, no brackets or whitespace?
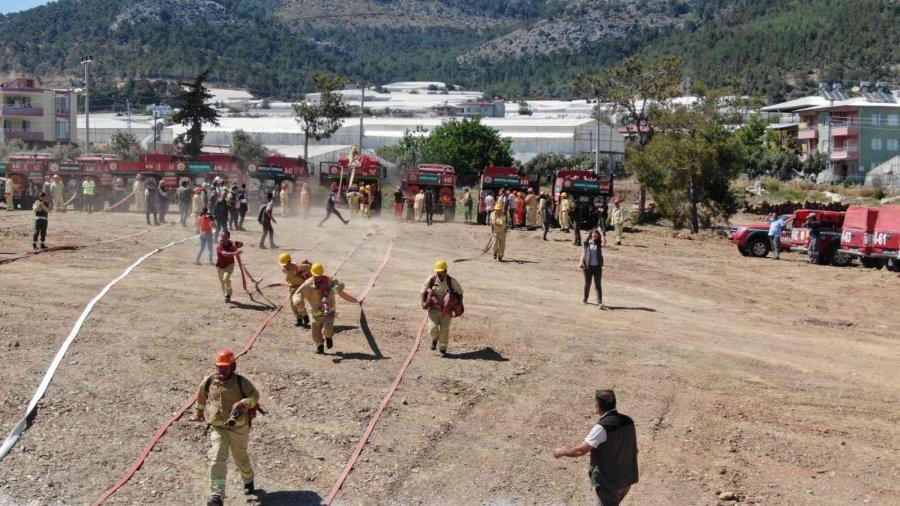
0,0,52,14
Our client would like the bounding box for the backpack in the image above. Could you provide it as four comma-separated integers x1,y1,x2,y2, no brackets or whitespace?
203,373,267,427
257,205,265,223
424,275,464,317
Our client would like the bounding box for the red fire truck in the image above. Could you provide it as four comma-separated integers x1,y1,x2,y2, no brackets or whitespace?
248,154,310,203
870,205,900,272
789,209,851,266
319,154,385,215
553,169,614,229
838,205,883,268
6,153,53,210
401,164,458,221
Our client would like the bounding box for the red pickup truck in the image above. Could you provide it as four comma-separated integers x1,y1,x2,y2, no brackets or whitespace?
728,214,794,257
839,205,884,269
789,209,852,266
870,205,900,272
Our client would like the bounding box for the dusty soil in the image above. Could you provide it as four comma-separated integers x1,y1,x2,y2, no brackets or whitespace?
0,207,898,506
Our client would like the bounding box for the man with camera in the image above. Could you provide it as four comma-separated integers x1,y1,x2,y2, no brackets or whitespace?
194,350,261,506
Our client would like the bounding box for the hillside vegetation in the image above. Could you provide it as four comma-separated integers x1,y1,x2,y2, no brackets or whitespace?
0,0,896,101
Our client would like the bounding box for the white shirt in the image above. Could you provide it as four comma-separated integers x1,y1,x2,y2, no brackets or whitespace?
584,410,618,448
484,195,495,210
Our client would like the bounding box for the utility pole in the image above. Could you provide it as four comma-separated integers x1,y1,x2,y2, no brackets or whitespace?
358,83,365,151
80,55,93,150
152,107,159,153
126,99,132,136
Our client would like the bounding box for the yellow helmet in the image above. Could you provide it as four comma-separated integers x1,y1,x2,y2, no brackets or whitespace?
279,252,292,266
561,192,568,197
434,260,448,272
494,203,503,210
310,262,325,277
366,185,372,190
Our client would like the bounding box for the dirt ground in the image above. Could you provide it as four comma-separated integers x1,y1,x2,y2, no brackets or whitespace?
0,206,898,506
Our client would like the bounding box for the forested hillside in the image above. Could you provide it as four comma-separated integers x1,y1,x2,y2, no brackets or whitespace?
0,0,896,103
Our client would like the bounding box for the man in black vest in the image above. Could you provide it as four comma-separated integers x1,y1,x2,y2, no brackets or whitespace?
553,390,639,505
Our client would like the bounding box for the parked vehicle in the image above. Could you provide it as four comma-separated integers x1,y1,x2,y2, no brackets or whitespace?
319,154,386,215
870,205,900,272
728,214,794,257
790,209,852,266
838,205,885,269
400,164,457,221
552,169,614,229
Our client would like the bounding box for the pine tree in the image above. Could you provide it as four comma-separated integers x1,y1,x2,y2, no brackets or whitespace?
171,70,219,159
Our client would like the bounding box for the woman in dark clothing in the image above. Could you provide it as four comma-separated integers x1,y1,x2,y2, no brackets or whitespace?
579,228,607,309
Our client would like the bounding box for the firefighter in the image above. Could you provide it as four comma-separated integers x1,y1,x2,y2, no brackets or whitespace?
193,349,260,506
32,192,51,250
361,185,372,218
49,175,65,212
293,262,357,354
279,183,289,217
318,190,348,227
215,231,243,303
559,192,572,232
81,176,96,213
133,173,145,212
524,188,538,229
414,190,425,222
280,253,312,328
609,198,624,246
490,202,508,261
421,260,464,356
299,182,311,219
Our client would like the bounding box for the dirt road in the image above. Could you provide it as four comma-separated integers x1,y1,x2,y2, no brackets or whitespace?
0,208,897,505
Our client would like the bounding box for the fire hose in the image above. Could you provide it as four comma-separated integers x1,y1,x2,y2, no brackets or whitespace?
0,228,159,266
92,228,384,505
0,234,198,463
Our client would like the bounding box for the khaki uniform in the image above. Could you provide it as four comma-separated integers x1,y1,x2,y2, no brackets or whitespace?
349,192,360,217
195,373,260,498
49,180,65,211
559,198,572,230
295,275,346,345
217,264,234,296
524,194,538,227
283,262,311,320
421,275,463,352
133,180,145,211
279,189,289,216
490,210,508,259
5,181,13,210
610,205,625,245
414,193,425,221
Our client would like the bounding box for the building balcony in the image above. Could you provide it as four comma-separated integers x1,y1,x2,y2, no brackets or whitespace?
831,147,858,161
798,127,818,140
831,124,859,137
1,105,44,117
3,130,44,141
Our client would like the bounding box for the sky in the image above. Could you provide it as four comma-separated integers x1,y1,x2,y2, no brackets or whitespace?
0,0,52,14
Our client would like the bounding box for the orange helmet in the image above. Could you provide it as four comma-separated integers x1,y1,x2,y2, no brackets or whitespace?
215,349,236,367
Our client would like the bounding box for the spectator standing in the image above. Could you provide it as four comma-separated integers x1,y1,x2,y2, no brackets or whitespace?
237,184,249,230
767,213,788,260
196,208,214,265
424,189,435,226
463,188,473,223
176,180,192,227
258,192,278,249
580,228,607,309
806,212,821,264
553,390,639,506
213,193,229,242
144,181,160,225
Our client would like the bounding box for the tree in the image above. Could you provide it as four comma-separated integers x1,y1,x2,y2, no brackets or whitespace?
171,70,219,159
627,86,742,233
293,73,350,162
230,130,268,173
517,100,533,116
108,132,141,161
0,139,27,161
48,143,80,163
575,56,683,218
394,117,514,186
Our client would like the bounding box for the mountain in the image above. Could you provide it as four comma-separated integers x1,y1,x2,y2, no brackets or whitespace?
0,0,896,104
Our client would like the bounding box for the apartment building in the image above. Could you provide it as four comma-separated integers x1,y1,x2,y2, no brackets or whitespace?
763,83,900,184
0,77,77,145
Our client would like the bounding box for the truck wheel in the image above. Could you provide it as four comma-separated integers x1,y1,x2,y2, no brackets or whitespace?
830,248,853,267
737,245,750,257
860,258,883,269
888,259,900,273
747,236,769,257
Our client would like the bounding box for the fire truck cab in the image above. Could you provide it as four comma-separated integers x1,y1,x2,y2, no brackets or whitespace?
401,164,458,221
319,154,385,215
553,169,614,229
